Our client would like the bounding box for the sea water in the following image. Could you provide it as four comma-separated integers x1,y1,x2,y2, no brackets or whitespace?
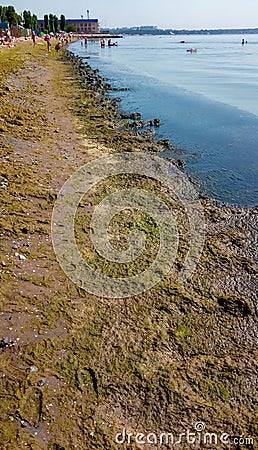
70,35,258,206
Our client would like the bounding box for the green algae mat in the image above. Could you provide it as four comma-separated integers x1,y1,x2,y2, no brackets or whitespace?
0,42,257,450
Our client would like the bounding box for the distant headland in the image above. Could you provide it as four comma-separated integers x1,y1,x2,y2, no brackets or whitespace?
104,25,258,35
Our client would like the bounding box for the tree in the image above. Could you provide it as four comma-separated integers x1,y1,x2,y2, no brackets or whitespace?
49,13,54,33
66,24,76,33
1,5,21,25
60,14,66,31
0,6,5,22
31,14,38,30
44,14,49,32
23,10,32,29
53,15,59,33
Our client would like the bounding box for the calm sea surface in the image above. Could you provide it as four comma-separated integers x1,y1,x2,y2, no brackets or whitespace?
70,35,258,206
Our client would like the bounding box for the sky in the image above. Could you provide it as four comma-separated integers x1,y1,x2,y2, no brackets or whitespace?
2,0,258,29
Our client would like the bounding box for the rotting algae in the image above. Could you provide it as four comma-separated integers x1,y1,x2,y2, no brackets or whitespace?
0,43,257,450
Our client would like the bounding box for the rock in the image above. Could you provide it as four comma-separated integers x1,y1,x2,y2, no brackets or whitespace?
120,112,142,120
19,254,26,261
130,112,141,120
112,87,130,91
153,118,161,127
176,159,186,169
217,295,253,317
157,139,172,149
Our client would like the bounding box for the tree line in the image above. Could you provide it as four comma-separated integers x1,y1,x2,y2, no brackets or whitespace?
43,14,67,33
0,5,68,32
0,5,21,25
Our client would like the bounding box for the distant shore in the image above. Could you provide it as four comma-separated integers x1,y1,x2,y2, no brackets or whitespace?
106,27,258,36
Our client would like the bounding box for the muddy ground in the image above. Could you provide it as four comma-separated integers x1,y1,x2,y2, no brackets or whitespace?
0,42,257,449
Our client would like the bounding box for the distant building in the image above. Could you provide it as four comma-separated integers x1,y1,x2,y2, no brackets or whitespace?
37,18,100,34
66,19,99,33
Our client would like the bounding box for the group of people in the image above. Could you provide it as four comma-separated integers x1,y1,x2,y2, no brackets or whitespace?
100,38,118,48
0,30,13,47
0,29,75,51
43,34,70,52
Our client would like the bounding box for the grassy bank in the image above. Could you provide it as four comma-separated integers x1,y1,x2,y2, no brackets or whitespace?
0,42,257,450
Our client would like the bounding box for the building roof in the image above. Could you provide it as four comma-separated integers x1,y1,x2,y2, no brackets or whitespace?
66,19,98,23
38,19,98,23
0,22,9,29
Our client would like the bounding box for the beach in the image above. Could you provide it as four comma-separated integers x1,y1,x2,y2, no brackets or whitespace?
0,40,257,449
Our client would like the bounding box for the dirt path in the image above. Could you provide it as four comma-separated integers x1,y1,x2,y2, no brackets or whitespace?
0,51,104,449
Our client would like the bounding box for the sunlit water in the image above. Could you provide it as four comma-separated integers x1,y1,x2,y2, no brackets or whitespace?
70,35,258,206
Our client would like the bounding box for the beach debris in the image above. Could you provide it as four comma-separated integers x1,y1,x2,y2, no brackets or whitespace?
30,365,38,373
0,337,10,348
18,254,26,261
20,420,29,428
0,176,8,189
0,337,16,351
38,378,47,387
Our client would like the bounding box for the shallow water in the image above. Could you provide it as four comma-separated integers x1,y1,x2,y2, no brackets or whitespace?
70,35,258,206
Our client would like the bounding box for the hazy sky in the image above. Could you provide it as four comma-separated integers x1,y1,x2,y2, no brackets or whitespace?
3,0,258,29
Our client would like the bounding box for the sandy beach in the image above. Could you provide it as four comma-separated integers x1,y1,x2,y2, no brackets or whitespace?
0,40,257,449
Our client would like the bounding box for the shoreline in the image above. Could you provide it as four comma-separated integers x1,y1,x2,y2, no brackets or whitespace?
0,43,257,449
65,48,257,211
68,41,258,210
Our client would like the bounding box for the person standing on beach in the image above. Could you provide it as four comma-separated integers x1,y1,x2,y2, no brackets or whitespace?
31,31,36,47
44,34,51,52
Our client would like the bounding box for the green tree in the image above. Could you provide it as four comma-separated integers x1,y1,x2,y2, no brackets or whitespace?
49,13,54,33
53,15,59,33
23,10,32,29
66,24,76,33
0,6,5,21
3,5,20,25
31,14,38,30
44,14,49,32
60,14,66,31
